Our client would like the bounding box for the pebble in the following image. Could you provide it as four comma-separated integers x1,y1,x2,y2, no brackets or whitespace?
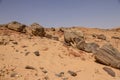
34,51,40,56
68,70,77,77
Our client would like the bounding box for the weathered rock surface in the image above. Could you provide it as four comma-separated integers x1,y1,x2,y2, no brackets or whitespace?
7,21,26,32
64,30,84,47
29,23,45,37
76,41,99,53
103,67,116,77
95,43,120,69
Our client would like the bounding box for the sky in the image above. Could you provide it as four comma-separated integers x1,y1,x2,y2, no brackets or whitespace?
0,0,120,28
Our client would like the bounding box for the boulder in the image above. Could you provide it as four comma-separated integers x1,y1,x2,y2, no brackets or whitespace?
30,23,45,37
7,21,26,32
64,30,84,47
95,43,120,69
76,41,99,53
84,42,99,53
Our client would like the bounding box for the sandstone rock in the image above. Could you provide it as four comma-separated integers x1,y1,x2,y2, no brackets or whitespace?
95,43,120,69
30,23,45,37
7,21,26,32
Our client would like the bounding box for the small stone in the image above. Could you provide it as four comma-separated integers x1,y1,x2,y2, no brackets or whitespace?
103,67,116,77
42,70,48,74
68,70,77,77
55,72,64,77
25,52,30,56
10,72,18,77
25,65,36,70
12,41,18,45
34,51,40,56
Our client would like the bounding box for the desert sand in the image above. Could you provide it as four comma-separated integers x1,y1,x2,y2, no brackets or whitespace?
0,23,120,80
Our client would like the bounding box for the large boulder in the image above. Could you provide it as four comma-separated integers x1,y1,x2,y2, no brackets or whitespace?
64,30,84,47
95,43,120,69
7,21,26,32
76,41,99,53
30,23,45,37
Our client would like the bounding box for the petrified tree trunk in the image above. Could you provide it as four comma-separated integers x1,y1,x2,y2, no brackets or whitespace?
95,43,120,69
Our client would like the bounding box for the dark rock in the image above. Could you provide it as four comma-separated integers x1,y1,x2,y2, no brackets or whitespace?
12,41,18,45
34,51,40,56
7,21,26,32
103,67,116,77
25,65,36,70
68,70,77,77
97,34,106,40
42,70,48,74
30,23,45,37
25,52,30,56
95,43,120,69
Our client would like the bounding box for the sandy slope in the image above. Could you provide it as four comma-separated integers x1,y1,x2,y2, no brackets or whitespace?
0,27,120,80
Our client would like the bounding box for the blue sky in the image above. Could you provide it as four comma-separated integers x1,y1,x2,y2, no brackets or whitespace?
0,0,120,28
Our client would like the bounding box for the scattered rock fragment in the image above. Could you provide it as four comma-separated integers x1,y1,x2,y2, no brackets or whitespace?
55,72,64,77
67,70,77,77
12,41,18,45
25,52,30,56
103,67,116,77
25,65,36,70
34,51,40,56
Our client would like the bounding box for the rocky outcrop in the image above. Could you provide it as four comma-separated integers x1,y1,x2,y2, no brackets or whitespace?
7,21,26,32
29,23,45,37
95,43,120,69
